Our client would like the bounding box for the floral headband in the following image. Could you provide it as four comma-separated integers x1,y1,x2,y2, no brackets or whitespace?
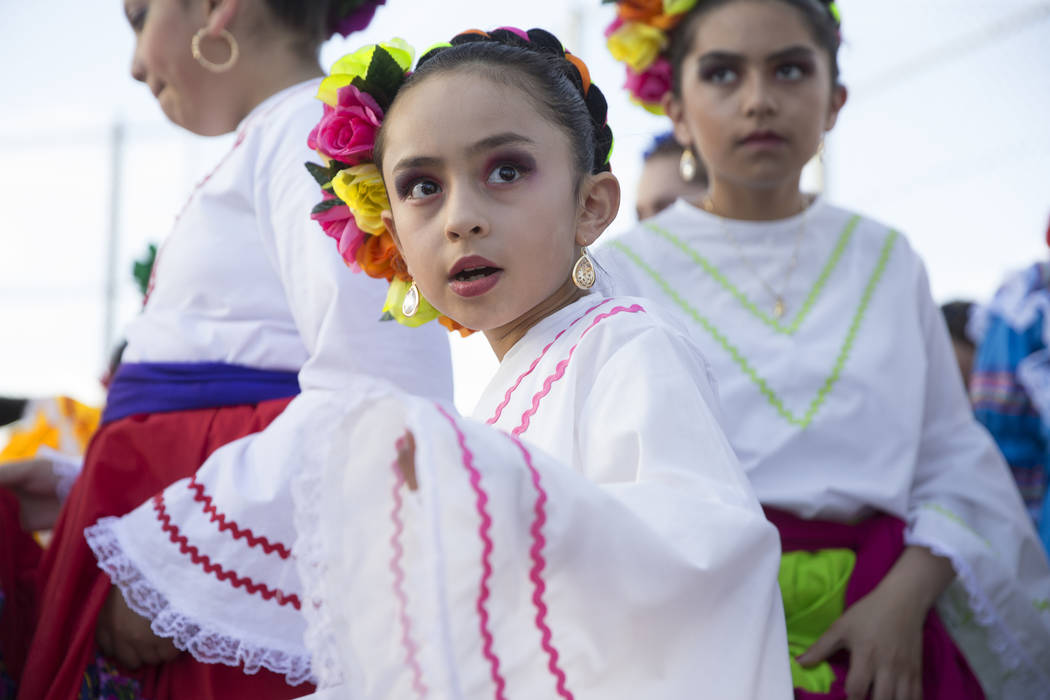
328,0,387,39
306,28,611,334
603,0,840,114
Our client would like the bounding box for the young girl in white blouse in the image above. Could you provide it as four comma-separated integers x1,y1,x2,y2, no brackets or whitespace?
150,25,792,699
599,1,1050,699
0,1,452,698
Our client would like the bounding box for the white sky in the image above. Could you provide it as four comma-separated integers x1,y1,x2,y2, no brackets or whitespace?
1,0,1049,413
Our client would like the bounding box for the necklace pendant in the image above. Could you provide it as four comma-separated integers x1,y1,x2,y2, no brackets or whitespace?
773,297,786,319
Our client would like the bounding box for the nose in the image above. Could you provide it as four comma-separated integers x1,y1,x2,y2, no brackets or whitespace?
443,182,489,241
741,72,777,118
130,42,146,83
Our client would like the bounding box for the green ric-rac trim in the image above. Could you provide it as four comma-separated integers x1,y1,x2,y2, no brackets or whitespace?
643,214,861,335
611,229,897,428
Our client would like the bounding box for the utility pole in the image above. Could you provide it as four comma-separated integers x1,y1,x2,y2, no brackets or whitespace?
103,121,125,361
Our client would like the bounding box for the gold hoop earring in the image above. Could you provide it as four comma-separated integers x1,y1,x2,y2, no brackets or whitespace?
679,148,698,182
402,281,420,318
572,249,597,290
191,28,239,73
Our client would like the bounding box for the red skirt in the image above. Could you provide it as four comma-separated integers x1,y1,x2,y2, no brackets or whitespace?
16,398,313,700
764,507,984,700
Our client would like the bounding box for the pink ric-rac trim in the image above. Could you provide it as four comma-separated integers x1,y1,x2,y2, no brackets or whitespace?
486,298,614,425
506,434,574,699
389,441,427,697
512,304,645,437
435,404,507,699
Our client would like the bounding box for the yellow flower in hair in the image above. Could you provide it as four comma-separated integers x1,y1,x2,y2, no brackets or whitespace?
318,38,415,106
663,0,698,14
606,21,666,74
331,164,390,235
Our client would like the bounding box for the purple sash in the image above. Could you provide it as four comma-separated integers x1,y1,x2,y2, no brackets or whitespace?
101,362,301,425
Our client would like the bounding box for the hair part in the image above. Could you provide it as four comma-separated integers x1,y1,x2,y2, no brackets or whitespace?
374,29,612,189
668,0,842,97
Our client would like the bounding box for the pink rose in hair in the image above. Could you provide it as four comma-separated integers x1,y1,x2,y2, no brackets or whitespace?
624,56,672,106
312,190,368,270
307,84,384,165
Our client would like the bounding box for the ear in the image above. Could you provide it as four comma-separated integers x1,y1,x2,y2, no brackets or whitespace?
574,172,621,247
381,210,403,255
663,92,693,150
824,84,848,132
204,0,240,36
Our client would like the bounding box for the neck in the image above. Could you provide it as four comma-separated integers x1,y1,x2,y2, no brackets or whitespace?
695,176,807,221
232,51,323,125
484,278,587,361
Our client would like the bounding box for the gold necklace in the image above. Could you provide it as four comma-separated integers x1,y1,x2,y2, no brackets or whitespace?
702,196,808,319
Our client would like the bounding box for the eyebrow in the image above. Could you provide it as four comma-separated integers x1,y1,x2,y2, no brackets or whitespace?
390,132,536,173
698,45,816,64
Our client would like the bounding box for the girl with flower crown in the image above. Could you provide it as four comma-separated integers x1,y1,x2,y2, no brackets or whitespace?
597,1,1050,698
163,26,794,699
0,1,454,699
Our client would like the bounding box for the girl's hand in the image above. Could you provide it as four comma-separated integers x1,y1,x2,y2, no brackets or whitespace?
0,457,63,531
396,431,418,491
96,586,179,670
797,546,955,700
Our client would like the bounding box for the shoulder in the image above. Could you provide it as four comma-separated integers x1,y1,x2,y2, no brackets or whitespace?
249,81,325,166
572,295,713,377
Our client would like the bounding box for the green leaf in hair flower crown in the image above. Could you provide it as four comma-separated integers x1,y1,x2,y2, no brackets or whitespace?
311,197,346,216
349,46,408,111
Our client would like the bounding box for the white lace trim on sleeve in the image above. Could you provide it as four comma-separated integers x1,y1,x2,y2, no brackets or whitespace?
86,516,315,686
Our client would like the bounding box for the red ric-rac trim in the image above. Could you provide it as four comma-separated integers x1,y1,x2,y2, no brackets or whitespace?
187,476,292,559
486,298,614,425
512,304,645,437
506,434,574,699
389,444,428,698
435,404,507,700
152,493,301,609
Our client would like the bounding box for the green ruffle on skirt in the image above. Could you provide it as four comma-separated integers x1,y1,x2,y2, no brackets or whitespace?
779,548,857,693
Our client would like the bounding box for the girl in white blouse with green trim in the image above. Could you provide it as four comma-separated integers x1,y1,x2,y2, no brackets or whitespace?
598,1,1050,698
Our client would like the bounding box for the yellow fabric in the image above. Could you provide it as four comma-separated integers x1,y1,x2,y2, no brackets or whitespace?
0,396,101,462
779,548,857,693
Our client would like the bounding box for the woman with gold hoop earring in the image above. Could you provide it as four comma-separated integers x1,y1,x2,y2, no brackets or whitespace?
0,2,453,699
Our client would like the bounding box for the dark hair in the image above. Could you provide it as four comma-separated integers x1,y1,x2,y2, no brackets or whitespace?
374,28,613,185
668,0,842,97
941,300,975,348
262,0,382,47
644,131,684,161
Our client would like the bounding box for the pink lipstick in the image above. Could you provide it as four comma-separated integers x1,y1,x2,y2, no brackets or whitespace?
448,255,503,298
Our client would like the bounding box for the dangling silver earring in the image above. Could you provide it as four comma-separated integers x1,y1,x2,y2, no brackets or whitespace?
402,281,420,317
572,249,597,290
679,148,698,181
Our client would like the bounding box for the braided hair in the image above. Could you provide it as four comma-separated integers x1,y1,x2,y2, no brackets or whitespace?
668,0,842,96
374,28,614,184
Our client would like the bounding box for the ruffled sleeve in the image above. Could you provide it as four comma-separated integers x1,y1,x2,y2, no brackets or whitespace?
903,259,1050,698
293,327,791,698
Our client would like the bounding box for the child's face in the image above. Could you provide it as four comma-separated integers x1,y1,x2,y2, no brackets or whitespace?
124,0,237,135
668,0,845,191
380,72,587,336
636,153,707,220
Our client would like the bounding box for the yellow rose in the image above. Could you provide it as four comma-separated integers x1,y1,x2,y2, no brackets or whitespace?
331,164,390,235
606,21,666,73
383,278,441,327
